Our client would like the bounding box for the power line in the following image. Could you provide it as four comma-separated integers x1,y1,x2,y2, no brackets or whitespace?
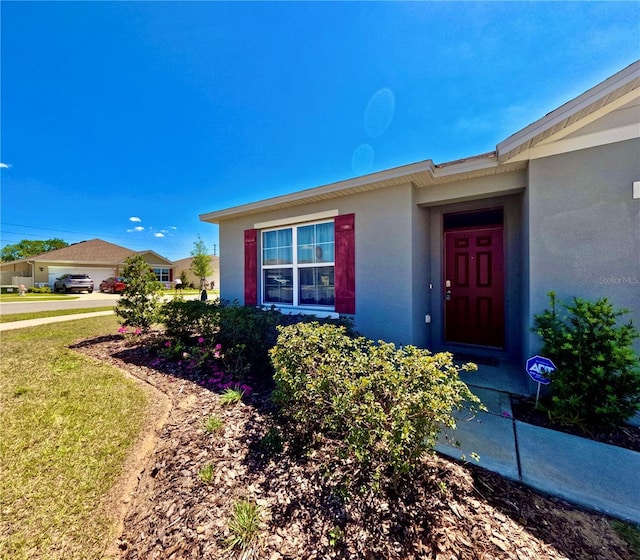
0,222,157,244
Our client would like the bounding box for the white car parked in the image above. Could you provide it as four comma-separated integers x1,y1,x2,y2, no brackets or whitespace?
53,274,94,294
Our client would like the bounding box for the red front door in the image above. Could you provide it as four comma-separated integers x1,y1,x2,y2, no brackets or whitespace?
444,225,505,347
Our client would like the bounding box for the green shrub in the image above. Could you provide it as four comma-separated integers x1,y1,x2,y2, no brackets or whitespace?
533,292,640,429
115,255,164,332
159,298,221,342
28,286,52,294
216,303,355,381
271,322,480,488
158,300,355,383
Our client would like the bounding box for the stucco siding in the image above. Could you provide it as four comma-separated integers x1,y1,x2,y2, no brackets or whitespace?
219,219,251,304
352,184,415,344
217,184,422,345
527,138,640,353
414,169,527,207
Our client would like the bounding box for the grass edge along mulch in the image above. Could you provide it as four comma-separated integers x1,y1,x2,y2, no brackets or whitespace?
0,316,149,560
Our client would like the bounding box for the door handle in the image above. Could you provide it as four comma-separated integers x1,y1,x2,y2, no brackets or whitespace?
445,279,452,301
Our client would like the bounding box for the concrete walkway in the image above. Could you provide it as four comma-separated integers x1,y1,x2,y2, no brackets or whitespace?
436,386,640,524
3,312,639,524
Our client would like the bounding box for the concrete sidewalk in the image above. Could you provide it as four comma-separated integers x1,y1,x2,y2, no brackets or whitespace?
436,386,640,524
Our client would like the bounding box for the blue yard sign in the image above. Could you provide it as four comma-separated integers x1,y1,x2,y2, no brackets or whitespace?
526,355,556,385
526,355,557,407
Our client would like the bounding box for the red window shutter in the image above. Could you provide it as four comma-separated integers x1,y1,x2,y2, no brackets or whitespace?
244,229,258,306
334,214,355,314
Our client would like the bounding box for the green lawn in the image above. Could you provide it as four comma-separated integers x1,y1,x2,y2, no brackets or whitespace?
0,315,148,559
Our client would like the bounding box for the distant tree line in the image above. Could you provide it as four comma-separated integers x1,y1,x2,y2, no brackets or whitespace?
1,238,68,262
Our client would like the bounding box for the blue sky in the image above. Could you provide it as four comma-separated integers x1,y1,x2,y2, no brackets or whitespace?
1,2,638,261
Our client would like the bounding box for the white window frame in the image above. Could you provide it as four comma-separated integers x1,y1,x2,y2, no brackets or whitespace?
153,267,170,282
261,219,337,316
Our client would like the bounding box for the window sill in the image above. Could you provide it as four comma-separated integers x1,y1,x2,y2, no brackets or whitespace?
262,304,338,319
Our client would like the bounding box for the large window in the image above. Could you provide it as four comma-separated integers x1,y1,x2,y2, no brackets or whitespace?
262,221,335,307
153,267,170,282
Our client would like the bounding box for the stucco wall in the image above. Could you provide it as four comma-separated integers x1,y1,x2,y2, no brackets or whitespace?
217,183,428,346
352,183,415,345
527,138,640,354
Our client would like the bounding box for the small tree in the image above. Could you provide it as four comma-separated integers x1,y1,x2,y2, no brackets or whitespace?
533,292,640,429
115,255,163,332
190,235,213,290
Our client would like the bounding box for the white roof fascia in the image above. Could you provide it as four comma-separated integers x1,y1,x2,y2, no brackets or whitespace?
497,60,640,163
431,153,498,177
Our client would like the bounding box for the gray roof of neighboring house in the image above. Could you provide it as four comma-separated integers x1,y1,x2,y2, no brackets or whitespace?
1,239,173,266
33,239,135,263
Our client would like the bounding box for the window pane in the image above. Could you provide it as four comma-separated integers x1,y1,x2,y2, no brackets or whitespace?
315,222,333,243
278,246,292,264
278,229,293,264
299,266,334,306
263,230,278,250
297,225,314,264
314,242,334,263
264,268,293,304
153,268,169,282
263,228,292,265
297,222,334,264
298,225,314,245
263,248,278,265
297,246,313,264
278,228,292,247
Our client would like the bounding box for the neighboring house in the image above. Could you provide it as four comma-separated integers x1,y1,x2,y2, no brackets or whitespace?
172,255,220,289
200,61,640,373
0,239,176,288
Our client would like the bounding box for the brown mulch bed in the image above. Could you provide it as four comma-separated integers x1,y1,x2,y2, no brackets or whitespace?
75,334,637,560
